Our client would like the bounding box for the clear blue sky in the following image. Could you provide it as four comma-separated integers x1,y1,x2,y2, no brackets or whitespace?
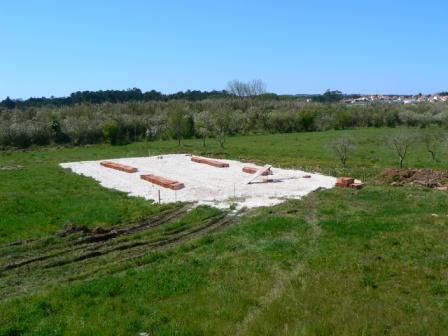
1,0,447,99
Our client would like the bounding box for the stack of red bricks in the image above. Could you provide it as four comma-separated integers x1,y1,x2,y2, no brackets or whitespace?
191,156,229,168
242,166,273,175
140,174,185,190
336,176,363,189
100,161,138,173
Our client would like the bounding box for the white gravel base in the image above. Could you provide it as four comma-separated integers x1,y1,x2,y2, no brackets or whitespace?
60,154,336,209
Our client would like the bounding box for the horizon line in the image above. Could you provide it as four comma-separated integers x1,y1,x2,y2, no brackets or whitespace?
2,88,447,102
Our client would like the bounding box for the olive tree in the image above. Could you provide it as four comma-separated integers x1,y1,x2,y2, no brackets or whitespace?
145,115,167,140
194,110,213,147
211,107,235,148
167,104,192,146
421,132,443,162
388,132,415,168
330,136,354,167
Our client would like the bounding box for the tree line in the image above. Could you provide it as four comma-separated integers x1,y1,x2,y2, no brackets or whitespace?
0,79,357,109
0,89,231,109
1,96,448,149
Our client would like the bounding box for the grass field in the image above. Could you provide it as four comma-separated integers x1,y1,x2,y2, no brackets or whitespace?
1,128,448,335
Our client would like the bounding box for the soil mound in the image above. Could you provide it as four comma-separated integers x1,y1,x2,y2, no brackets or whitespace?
379,168,448,189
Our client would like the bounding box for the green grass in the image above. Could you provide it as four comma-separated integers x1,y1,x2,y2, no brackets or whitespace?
1,127,445,243
1,127,448,335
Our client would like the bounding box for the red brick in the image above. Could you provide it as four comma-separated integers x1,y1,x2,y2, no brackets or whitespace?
336,176,354,187
191,156,229,168
100,161,138,173
140,174,185,190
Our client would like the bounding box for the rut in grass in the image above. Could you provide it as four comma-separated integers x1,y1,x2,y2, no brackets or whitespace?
0,206,191,272
0,205,234,300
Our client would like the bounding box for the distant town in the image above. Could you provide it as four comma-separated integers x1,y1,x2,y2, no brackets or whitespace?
342,93,448,105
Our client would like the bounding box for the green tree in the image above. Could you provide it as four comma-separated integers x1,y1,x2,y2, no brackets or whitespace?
388,132,415,168
330,136,355,167
1,97,16,109
103,120,120,145
194,111,213,146
421,132,443,162
167,104,191,146
211,107,234,148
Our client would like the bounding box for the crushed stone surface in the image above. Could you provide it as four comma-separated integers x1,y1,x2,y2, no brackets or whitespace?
61,154,336,209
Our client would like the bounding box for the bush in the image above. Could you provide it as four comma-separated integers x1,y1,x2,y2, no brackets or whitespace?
103,120,120,145
1,100,448,148
63,117,103,145
298,109,316,131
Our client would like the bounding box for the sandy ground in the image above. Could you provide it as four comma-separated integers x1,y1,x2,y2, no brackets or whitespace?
60,154,336,209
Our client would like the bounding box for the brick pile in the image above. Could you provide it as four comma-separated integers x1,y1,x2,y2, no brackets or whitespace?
242,166,273,175
191,156,229,168
100,161,138,173
336,176,363,189
140,174,185,190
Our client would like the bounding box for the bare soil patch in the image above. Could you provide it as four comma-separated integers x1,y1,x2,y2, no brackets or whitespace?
379,168,448,189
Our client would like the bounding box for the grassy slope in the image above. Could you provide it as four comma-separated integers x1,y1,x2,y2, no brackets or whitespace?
1,128,448,335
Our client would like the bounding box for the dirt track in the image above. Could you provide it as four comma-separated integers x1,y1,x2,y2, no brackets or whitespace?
0,206,234,300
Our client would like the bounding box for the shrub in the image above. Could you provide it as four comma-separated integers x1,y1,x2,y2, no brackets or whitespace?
103,120,120,145
1,100,448,148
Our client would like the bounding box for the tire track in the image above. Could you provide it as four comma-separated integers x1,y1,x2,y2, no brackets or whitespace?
0,208,235,300
0,206,190,273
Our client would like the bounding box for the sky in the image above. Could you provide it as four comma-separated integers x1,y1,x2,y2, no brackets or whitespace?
1,0,447,99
